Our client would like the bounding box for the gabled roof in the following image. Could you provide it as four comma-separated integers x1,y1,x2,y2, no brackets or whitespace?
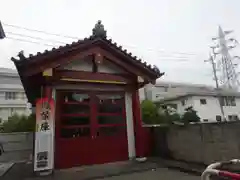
12,20,163,79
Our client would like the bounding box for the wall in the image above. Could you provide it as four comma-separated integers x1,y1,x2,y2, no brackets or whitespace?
0,132,33,162
153,121,240,165
138,87,145,102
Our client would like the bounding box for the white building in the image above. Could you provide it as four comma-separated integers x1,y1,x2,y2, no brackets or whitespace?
139,81,240,122
139,81,216,102
0,67,31,122
155,91,240,123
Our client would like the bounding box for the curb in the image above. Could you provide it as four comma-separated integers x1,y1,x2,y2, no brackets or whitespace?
160,160,205,176
148,158,204,176
164,164,203,176
80,166,159,180
0,162,15,177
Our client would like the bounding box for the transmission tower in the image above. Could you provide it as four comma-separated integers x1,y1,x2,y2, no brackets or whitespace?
212,26,240,91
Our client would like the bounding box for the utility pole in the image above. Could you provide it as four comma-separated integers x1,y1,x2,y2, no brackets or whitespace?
208,47,226,121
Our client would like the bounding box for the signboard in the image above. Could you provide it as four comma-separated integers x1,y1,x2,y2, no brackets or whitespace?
34,98,55,172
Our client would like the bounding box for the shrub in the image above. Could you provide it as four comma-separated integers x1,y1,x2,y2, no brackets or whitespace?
2,113,35,133
181,106,200,124
142,101,200,125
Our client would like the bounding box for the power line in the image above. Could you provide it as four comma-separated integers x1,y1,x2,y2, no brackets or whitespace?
125,45,197,56
6,31,67,45
5,37,200,62
5,32,198,61
2,22,79,40
3,22,199,56
2,23,206,64
7,36,55,47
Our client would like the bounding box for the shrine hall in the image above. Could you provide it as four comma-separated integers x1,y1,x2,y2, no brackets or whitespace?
12,21,163,170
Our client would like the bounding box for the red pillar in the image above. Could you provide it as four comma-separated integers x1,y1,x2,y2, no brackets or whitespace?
132,89,144,157
44,86,52,99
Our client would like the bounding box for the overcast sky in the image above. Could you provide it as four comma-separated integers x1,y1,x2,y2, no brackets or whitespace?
0,0,239,86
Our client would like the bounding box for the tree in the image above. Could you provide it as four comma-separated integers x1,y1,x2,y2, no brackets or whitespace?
141,100,181,125
141,100,159,124
181,106,200,124
141,100,168,124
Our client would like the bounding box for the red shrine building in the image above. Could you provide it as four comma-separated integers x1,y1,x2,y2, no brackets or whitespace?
13,21,163,170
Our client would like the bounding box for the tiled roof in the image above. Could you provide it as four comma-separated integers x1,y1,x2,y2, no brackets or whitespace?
0,67,17,74
155,90,240,103
155,80,215,89
12,20,163,78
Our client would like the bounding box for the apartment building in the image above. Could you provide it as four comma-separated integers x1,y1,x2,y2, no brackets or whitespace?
156,91,240,122
0,67,31,122
140,81,240,122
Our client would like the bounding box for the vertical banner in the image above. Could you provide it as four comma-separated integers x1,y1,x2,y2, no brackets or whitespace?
34,98,55,172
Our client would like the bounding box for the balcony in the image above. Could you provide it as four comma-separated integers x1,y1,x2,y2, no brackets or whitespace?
0,99,28,108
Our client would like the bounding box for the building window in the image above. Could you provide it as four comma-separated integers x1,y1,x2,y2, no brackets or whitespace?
168,104,177,110
220,97,236,106
216,115,222,122
10,108,14,116
21,92,25,100
203,119,208,122
181,100,185,106
164,87,168,92
228,115,239,121
200,99,207,105
5,92,16,100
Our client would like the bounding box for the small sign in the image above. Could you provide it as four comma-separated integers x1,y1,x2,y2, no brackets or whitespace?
34,98,55,172
137,76,144,83
43,68,53,77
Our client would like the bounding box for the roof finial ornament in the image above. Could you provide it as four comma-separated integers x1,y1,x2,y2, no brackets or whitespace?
153,65,160,74
18,50,26,60
92,20,107,38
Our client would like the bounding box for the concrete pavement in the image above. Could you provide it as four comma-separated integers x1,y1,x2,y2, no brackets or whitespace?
1,159,202,180
95,168,199,180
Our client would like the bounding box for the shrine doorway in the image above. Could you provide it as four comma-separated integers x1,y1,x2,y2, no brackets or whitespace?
55,90,128,169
